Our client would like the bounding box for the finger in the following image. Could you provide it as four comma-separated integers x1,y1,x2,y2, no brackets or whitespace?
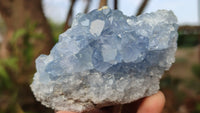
56,107,110,113
84,106,114,113
137,91,165,113
84,108,108,113
56,111,77,113
57,108,108,113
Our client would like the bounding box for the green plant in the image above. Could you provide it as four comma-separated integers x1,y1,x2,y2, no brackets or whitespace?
192,103,200,113
192,64,200,79
48,20,64,42
11,21,44,64
178,33,199,47
0,57,18,89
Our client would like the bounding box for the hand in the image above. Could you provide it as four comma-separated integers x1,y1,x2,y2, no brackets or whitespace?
57,91,165,113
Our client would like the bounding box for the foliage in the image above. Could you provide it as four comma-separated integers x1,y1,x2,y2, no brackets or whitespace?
0,16,6,33
161,75,186,104
48,20,65,42
0,57,19,113
193,103,200,113
160,75,181,89
11,20,44,64
192,64,200,79
0,20,52,113
0,57,18,89
178,33,199,47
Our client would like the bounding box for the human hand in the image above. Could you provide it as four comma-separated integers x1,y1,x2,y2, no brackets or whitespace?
57,91,165,113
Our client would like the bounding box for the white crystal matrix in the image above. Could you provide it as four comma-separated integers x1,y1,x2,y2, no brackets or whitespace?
31,7,178,112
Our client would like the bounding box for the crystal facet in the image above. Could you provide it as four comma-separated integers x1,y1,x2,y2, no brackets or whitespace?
31,7,178,112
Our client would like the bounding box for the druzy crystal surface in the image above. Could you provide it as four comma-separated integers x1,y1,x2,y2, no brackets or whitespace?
31,7,178,112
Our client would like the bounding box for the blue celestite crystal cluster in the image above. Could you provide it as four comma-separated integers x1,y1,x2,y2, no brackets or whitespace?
31,7,178,112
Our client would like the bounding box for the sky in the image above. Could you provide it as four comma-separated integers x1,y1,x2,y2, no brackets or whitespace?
42,0,199,25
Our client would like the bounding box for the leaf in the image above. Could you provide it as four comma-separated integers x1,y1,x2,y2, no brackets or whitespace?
196,103,200,112
192,64,200,79
23,43,33,64
16,104,25,113
0,65,12,88
12,28,27,44
0,65,9,81
2,57,18,71
31,32,44,39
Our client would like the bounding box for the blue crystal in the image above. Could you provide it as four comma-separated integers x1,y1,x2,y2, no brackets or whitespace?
31,7,178,112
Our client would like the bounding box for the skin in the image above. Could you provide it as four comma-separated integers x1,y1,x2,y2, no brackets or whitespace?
57,91,165,113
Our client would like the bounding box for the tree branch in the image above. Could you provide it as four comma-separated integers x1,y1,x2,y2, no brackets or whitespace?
99,0,107,8
136,0,150,16
114,0,118,9
64,0,76,31
84,0,91,13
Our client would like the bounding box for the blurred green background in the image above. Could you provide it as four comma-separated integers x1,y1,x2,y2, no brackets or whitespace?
0,0,199,113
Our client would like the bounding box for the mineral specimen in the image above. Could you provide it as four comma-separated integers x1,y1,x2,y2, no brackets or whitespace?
30,7,178,112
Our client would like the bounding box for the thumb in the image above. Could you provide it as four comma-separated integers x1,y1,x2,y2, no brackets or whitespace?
137,91,165,113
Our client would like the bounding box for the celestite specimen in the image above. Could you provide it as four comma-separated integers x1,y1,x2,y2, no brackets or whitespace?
31,7,178,112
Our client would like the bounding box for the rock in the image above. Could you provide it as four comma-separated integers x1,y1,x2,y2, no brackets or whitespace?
30,6,178,112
